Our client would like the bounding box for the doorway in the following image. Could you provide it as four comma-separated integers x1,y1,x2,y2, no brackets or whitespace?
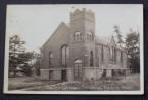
61,69,67,81
74,59,83,81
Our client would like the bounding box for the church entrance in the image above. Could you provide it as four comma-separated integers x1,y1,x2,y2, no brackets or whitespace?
61,69,67,81
74,59,83,81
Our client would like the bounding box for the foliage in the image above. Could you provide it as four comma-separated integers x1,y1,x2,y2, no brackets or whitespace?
9,34,34,77
18,52,34,76
9,34,25,77
113,26,140,73
126,31,140,73
21,63,33,76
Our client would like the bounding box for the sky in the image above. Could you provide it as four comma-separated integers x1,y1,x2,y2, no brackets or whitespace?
6,4,143,52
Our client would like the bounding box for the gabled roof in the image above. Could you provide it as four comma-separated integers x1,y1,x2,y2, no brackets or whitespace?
41,22,69,50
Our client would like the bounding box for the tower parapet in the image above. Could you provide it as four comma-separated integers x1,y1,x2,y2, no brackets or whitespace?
70,8,95,22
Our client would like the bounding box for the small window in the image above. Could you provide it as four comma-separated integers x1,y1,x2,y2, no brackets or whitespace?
80,33,83,40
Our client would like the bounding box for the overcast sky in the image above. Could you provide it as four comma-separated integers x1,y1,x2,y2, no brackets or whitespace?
6,4,143,52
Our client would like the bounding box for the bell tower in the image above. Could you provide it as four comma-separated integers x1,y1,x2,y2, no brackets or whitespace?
70,8,95,42
69,8,96,67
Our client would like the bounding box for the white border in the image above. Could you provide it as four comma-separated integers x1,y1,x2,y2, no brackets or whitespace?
3,4,144,95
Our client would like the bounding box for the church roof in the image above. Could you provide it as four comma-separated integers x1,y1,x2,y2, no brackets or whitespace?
41,22,69,50
95,35,126,52
95,35,115,46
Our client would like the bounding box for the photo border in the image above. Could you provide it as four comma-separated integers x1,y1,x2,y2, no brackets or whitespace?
3,4,144,95
0,0,147,100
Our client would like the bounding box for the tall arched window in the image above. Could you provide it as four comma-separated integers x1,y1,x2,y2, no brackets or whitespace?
61,45,69,66
114,48,116,64
121,51,123,63
90,51,94,66
101,45,104,62
110,46,113,60
49,52,54,66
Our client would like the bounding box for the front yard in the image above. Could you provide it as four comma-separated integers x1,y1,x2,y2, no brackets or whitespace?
8,77,60,90
8,73,140,91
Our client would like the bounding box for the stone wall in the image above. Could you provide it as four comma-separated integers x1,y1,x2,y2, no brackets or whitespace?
83,67,103,81
40,69,49,80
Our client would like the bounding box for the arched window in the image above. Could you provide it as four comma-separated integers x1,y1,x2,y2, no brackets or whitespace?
110,46,113,60
87,32,93,40
80,33,83,40
73,34,76,40
90,51,94,66
61,45,69,66
121,51,123,63
101,45,104,62
114,48,116,64
87,34,90,40
74,32,81,41
49,52,54,66
90,34,92,40
76,34,79,40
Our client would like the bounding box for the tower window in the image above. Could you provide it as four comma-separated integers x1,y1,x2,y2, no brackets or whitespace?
74,32,81,41
87,32,93,40
80,33,83,40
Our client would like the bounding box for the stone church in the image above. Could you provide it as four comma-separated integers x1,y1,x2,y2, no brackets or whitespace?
40,8,128,81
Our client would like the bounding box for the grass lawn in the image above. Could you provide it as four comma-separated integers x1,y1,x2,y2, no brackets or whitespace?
8,73,140,91
8,77,59,90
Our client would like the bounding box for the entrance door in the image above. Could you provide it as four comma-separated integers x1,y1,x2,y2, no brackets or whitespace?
61,69,66,81
74,59,83,81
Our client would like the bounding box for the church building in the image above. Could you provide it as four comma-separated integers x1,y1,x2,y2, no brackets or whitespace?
40,8,128,81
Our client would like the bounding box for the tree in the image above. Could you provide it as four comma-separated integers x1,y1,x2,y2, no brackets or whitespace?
18,52,34,76
9,34,25,77
126,30,140,73
9,34,35,77
113,25,124,48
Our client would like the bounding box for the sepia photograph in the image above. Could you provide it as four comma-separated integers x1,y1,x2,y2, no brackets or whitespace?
4,4,144,94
